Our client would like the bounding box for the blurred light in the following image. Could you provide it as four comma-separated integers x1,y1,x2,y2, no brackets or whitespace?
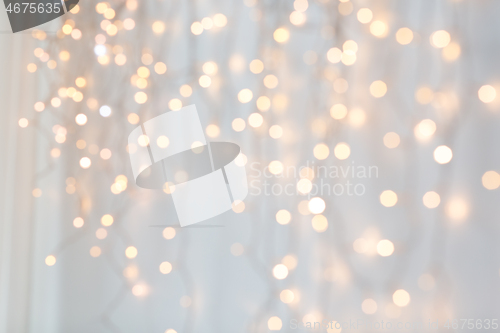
272,264,288,280
423,191,441,208
297,178,312,194
280,289,295,304
308,197,326,214
213,13,228,27
27,63,37,73
330,104,348,119
32,188,42,197
232,118,246,132
75,113,87,125
433,145,453,164
327,47,342,63
73,217,84,228
333,78,348,93
357,8,373,23
290,11,306,26
377,240,394,256
137,66,150,78
206,124,220,138
134,92,148,104
353,238,368,254
96,228,107,240
249,59,264,74
90,246,101,257
370,21,388,38
18,118,28,128
45,255,56,266
51,97,61,107
152,21,165,34
418,274,435,291
268,161,284,175
482,171,500,190
348,108,366,127
268,316,283,331
127,113,140,124
99,105,112,117
478,85,496,103
314,143,330,160
238,89,253,103
163,227,176,240
202,61,218,75
343,40,358,54
393,289,410,307
396,27,413,45
415,86,434,104
229,54,246,73
201,17,213,30
199,75,211,88
75,77,86,87
101,214,114,226
311,214,328,232
334,142,350,160
180,84,192,97
370,80,387,98
155,62,167,74
414,119,436,140
256,96,271,111
263,75,279,89
273,28,289,43
276,210,291,225
168,98,182,111
125,246,138,259
430,30,451,48
191,22,203,35
282,254,298,270
380,190,397,207
159,261,173,274
132,284,148,297
362,299,377,314
445,197,469,222
383,132,400,148
80,157,91,169
248,113,263,127
442,42,461,62
338,1,353,16
269,125,283,139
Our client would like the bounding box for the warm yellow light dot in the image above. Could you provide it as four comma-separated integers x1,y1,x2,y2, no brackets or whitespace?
90,246,101,257
418,274,436,291
442,42,461,62
45,255,56,266
137,66,150,78
334,78,349,93
125,246,138,259
96,228,107,240
62,24,73,34
201,17,213,30
27,63,37,73
101,214,114,226
445,197,469,222
213,13,227,27
123,18,135,30
168,98,182,111
115,54,127,66
377,239,394,256
482,171,500,190
269,125,283,139
433,145,453,164
75,77,86,88
353,238,368,254
289,11,306,26
380,190,397,207
206,124,220,138
238,88,253,103
478,85,496,103
249,59,264,74
51,148,61,158
106,24,118,36
134,92,148,104
280,289,295,304
334,142,350,160
232,118,246,132
313,143,330,160
79,157,91,169
152,21,165,34
327,47,342,63
282,255,298,270
191,21,203,35
396,27,413,45
276,209,291,225
414,119,436,140
163,227,176,240
32,188,42,197
362,298,377,314
383,132,400,148
76,139,86,149
330,104,347,119
256,96,271,111
127,113,140,124
308,197,326,214
393,289,410,307
132,284,147,297
370,21,388,38
423,191,441,208
180,84,192,97
202,61,218,75
232,200,245,213
430,30,451,48
137,135,150,147
104,8,115,19
248,113,263,128
263,75,278,89
34,101,45,112
273,264,289,280
338,1,353,16
159,261,173,274
154,62,167,74
75,113,87,125
357,8,373,24
370,80,387,98
268,161,284,175
100,148,112,160
343,40,358,54
18,118,29,128
273,28,290,43
268,316,283,331
51,97,61,107
73,217,84,228
199,75,211,88
415,86,434,104
311,214,328,232
297,178,312,194
97,55,110,65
